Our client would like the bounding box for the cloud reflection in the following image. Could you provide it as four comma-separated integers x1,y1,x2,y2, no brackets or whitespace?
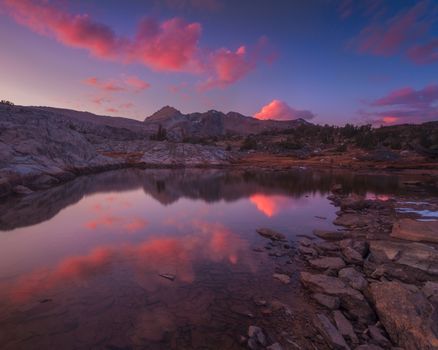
2,221,254,303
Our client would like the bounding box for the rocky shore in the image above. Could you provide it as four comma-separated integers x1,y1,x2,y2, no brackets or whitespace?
249,186,438,350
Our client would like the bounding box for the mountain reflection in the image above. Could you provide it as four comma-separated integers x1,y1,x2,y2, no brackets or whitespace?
0,168,406,231
1,221,254,304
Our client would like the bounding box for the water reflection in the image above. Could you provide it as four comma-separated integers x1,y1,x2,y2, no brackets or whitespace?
0,167,411,231
0,168,430,349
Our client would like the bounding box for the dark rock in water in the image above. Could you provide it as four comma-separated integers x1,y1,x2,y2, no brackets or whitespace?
256,228,286,241
313,313,350,350
369,281,438,350
312,293,340,310
313,229,352,240
159,273,175,281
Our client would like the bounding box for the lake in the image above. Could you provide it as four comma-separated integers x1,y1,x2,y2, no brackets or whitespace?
0,168,421,349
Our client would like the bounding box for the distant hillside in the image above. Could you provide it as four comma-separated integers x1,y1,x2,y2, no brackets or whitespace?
144,106,310,141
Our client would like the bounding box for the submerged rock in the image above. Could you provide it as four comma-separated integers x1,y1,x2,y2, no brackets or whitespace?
256,228,286,241
312,293,341,310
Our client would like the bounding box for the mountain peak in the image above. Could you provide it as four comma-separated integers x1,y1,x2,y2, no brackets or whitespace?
145,106,183,121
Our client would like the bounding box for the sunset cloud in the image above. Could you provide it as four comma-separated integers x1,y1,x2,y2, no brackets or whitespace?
350,1,435,60
2,0,267,87
84,75,150,95
124,76,151,92
354,1,430,56
364,84,438,124
408,38,438,64
84,77,125,92
254,100,315,121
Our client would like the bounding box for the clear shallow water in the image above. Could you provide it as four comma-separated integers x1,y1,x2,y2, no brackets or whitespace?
0,168,423,349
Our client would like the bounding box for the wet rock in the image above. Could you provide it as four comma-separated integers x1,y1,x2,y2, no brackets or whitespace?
333,310,359,345
256,228,286,241
12,185,33,195
312,293,341,310
369,281,438,350
309,257,346,270
273,273,291,284
334,213,373,228
266,343,283,350
299,245,318,256
391,219,438,244
300,237,314,247
338,268,368,291
331,184,344,194
342,246,364,264
368,325,391,348
315,241,340,252
314,229,352,240
313,313,351,350
300,272,375,323
248,326,267,348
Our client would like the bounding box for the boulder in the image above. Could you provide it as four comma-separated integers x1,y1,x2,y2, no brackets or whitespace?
334,213,373,228
367,325,391,348
423,282,438,304
333,310,359,345
300,272,375,322
256,228,286,241
369,240,438,276
312,293,341,310
369,281,438,350
309,257,346,270
313,313,350,350
391,219,438,244
314,229,352,240
338,268,368,291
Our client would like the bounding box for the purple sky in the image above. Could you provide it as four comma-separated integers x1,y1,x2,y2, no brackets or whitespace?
0,0,437,125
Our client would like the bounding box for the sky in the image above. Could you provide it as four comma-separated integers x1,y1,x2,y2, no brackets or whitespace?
0,0,437,125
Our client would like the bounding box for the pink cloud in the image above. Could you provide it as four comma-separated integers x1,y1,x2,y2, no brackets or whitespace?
2,0,269,87
254,100,315,121
371,84,438,107
408,38,438,64
363,84,438,125
351,1,432,56
84,77,125,92
124,76,151,92
201,37,277,90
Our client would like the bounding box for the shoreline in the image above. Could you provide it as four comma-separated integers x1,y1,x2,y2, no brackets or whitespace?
251,187,438,349
2,154,437,199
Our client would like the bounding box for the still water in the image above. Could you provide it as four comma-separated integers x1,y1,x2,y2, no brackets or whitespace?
0,168,415,349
